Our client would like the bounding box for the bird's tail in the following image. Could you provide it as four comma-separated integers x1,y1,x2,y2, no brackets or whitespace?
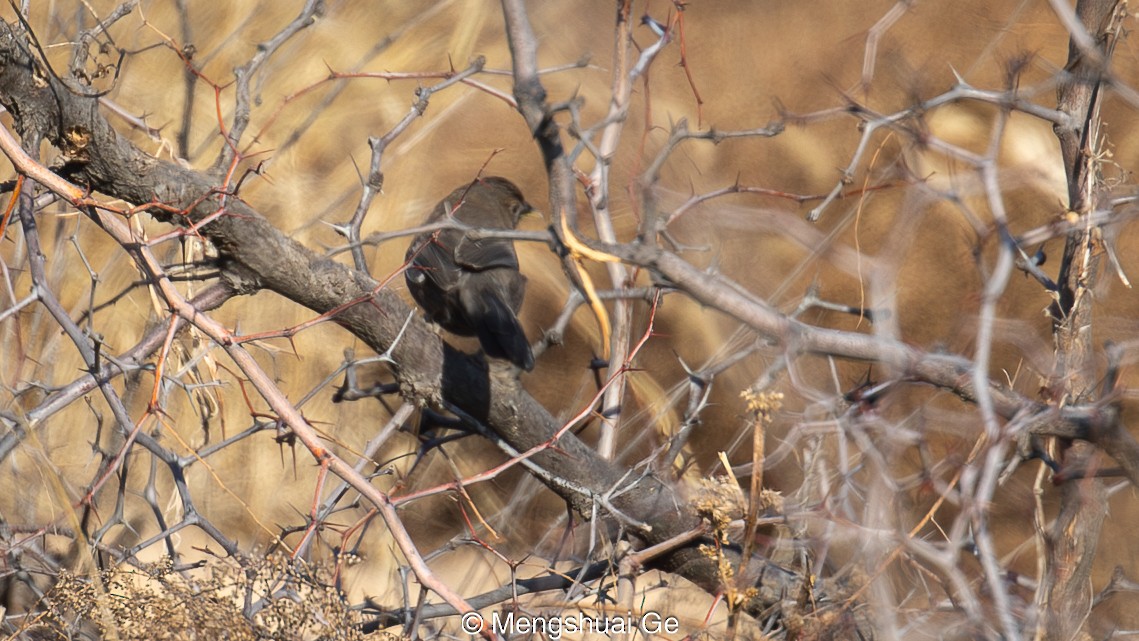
476,293,535,371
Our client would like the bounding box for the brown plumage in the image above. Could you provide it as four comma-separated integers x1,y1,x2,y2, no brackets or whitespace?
404,177,536,370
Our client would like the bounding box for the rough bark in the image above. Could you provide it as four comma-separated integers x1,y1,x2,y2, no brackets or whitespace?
0,18,797,614
1037,1,1124,639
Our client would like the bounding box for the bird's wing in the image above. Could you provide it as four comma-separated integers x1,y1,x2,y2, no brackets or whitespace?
452,235,519,272
407,232,462,290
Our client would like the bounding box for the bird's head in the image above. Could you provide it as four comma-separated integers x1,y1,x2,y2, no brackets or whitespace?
478,176,540,227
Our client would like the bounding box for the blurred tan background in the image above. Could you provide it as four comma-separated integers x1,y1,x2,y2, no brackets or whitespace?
3,0,1139,635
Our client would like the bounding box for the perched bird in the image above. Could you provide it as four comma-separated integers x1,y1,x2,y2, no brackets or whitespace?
404,177,536,370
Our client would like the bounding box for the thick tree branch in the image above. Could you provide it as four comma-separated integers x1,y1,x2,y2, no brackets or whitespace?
1036,1,1126,639
0,17,795,615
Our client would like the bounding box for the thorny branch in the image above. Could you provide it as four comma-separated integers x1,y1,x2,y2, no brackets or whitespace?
2,1,1139,638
